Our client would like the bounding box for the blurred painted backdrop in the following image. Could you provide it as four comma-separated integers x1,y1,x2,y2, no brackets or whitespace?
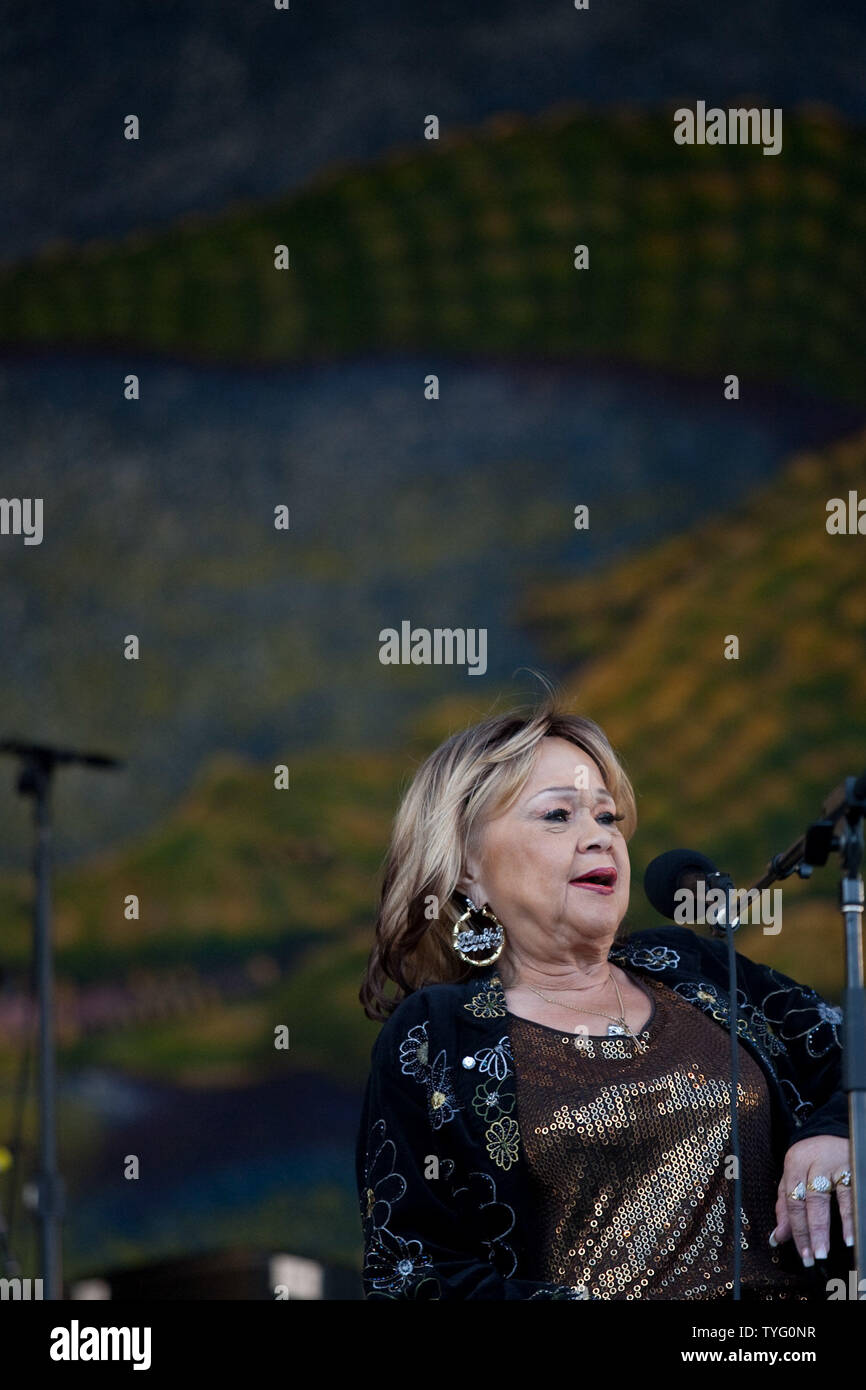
1,0,865,1289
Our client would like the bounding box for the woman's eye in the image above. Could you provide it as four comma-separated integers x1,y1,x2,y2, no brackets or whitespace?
542,808,623,825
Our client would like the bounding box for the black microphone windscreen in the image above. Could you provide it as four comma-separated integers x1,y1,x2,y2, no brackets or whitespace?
643,847,720,920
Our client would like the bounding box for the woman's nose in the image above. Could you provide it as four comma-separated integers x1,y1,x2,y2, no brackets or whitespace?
577,825,610,851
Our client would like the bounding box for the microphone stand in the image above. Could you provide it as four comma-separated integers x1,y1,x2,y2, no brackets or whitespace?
0,740,122,1300
753,772,866,1292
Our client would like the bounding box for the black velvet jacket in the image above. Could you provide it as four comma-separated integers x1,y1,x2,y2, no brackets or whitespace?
355,925,850,1299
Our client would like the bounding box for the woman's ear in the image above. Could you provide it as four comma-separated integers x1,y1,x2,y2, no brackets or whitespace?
456,863,485,906
457,831,486,904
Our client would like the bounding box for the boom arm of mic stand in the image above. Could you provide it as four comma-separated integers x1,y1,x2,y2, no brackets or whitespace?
754,773,866,890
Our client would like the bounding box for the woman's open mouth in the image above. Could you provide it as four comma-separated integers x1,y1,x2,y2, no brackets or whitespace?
569,867,617,895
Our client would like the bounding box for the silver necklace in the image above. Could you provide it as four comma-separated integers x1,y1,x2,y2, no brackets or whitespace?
521,971,647,1053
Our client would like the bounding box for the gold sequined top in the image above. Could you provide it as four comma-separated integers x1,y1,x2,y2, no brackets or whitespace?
507,971,812,1300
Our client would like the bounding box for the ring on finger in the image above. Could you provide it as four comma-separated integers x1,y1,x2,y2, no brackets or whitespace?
788,1181,807,1201
832,1169,852,1188
807,1174,833,1194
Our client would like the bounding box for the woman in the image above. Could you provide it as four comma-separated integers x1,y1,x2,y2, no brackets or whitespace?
355,699,853,1300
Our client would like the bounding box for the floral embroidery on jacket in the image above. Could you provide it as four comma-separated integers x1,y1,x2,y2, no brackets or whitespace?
673,978,740,1023
758,972,843,1058
738,1000,788,1059
399,1023,429,1077
447,1168,518,1276
360,1118,440,1298
611,943,680,972
464,982,507,1018
473,1035,514,1080
468,1025,522,1166
671,969,843,1081
398,1020,461,1127
486,1115,521,1170
427,1047,461,1129
472,1078,516,1121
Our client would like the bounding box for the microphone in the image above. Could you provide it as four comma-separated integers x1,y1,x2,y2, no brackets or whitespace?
644,847,739,934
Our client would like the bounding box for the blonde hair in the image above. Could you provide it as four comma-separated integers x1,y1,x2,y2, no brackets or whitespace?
359,690,637,1021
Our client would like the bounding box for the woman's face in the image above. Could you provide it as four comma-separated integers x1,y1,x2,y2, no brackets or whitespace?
460,735,631,959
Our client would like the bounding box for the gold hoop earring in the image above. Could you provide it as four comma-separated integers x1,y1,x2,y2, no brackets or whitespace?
451,893,506,966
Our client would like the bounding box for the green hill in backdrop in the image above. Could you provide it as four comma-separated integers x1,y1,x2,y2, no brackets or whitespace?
1,103,862,402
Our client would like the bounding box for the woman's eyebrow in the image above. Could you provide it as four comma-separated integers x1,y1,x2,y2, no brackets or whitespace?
527,785,614,802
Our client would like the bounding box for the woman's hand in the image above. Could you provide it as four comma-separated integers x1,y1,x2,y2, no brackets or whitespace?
772,1135,853,1263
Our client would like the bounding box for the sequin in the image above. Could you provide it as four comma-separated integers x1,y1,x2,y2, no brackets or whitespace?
505,974,813,1302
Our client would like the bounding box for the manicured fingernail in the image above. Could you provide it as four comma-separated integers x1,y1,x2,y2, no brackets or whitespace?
846,1235,854,1247
814,1245,827,1260
801,1250,814,1267
768,1230,778,1247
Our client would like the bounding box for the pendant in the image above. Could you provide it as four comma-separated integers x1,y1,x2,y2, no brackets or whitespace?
607,1023,627,1036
